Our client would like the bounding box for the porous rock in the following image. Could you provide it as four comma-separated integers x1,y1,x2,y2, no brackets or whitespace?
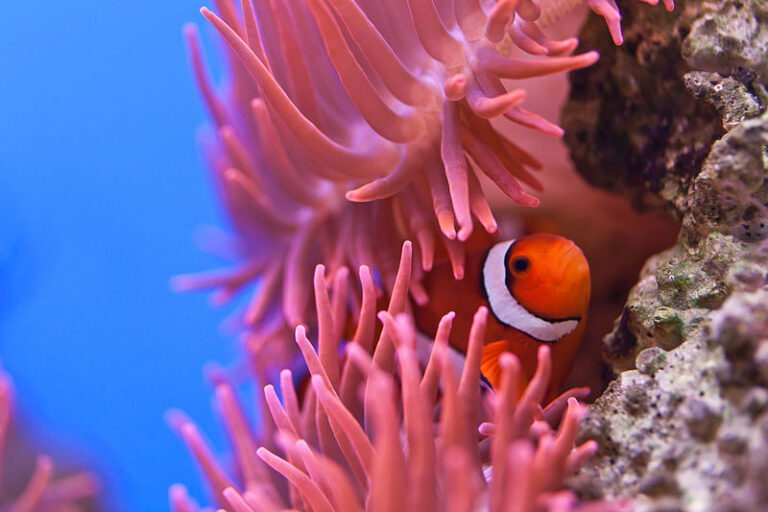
565,0,768,510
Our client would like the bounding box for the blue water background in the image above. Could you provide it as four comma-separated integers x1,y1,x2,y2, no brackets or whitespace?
0,2,244,510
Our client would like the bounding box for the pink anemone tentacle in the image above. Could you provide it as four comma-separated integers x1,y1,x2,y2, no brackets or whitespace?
172,242,636,511
179,0,675,369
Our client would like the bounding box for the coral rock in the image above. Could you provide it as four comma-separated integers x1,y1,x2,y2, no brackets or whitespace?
565,0,768,509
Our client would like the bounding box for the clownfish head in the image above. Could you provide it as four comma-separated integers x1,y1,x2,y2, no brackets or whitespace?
482,234,590,342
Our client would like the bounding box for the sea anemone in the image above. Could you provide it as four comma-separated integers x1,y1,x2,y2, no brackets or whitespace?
174,0,674,348
0,366,98,511
170,242,631,511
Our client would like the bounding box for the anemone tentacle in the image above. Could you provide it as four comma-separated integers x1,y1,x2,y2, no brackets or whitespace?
171,244,624,512
180,0,673,365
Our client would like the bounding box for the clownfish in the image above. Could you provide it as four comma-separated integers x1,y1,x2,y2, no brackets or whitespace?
414,234,590,399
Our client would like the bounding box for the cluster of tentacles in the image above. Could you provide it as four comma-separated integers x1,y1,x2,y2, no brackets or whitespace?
0,367,98,512
170,243,629,512
175,0,674,348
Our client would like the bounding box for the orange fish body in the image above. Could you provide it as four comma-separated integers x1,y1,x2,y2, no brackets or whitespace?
415,234,591,399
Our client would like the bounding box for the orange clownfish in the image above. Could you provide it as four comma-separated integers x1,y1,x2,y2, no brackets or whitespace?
415,234,590,399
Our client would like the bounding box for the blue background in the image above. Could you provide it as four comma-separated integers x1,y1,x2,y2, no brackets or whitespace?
0,2,240,510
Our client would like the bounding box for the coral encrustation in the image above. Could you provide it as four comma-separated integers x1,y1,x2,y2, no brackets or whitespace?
563,0,768,509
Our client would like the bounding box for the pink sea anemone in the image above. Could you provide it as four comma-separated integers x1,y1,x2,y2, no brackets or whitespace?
170,244,626,512
169,243,629,512
0,366,98,512
175,0,674,346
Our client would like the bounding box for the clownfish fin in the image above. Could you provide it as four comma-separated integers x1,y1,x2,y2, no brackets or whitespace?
480,341,510,390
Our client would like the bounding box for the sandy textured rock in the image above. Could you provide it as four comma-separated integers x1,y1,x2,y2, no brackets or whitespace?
564,1,768,510
573,284,768,511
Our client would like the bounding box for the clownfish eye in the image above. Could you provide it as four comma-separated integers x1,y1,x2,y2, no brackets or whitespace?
511,256,530,274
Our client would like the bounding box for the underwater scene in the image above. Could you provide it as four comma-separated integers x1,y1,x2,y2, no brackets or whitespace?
2,0,767,511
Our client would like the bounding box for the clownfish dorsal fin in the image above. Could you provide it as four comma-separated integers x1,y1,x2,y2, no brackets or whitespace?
480,340,509,390
482,240,579,342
